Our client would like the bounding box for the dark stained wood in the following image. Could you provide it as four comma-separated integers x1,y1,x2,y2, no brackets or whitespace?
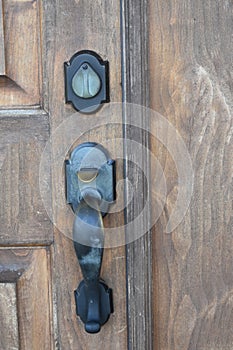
0,0,5,75
0,248,53,349
2,0,231,348
0,247,34,282
42,0,128,348
0,1,54,348
121,0,153,349
0,283,19,349
0,0,41,106
0,111,52,245
149,1,233,349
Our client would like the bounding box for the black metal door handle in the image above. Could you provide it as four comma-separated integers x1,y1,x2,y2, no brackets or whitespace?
65,142,115,333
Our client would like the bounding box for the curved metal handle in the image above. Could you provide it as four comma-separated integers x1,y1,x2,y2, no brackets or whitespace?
66,143,115,334
73,190,104,284
73,189,111,334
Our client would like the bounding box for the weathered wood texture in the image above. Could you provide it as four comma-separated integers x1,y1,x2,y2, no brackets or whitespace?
0,283,19,350
0,248,53,349
0,0,41,106
149,1,233,349
42,0,127,348
121,0,153,349
0,0,5,75
0,111,52,245
0,1,53,347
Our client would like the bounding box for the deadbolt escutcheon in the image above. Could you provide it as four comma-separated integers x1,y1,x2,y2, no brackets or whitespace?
64,51,109,113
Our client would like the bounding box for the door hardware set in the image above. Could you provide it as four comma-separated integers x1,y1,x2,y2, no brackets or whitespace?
65,53,114,333
64,50,109,113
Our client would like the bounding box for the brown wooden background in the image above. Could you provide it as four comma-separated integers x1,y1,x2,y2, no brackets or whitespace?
0,0,232,349
123,0,233,349
149,1,233,349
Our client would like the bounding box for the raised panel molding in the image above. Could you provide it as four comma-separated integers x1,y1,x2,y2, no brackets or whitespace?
0,0,41,107
0,111,52,245
121,0,153,349
0,248,53,349
0,283,19,349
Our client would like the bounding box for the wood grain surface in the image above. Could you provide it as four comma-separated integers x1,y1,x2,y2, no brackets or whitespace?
0,248,53,350
121,0,153,349
0,111,52,245
149,1,233,349
1,1,231,349
0,283,19,350
0,0,41,106
42,0,127,348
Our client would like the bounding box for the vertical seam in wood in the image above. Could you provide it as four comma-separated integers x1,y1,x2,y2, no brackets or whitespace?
121,0,153,349
15,278,22,350
37,0,43,109
46,246,55,350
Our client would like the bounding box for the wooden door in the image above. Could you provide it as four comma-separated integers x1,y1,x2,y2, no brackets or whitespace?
0,0,232,350
123,0,233,349
0,0,53,348
0,0,127,349
150,1,233,349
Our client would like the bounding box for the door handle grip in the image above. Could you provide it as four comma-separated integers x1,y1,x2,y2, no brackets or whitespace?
73,189,103,283
65,142,115,333
73,189,110,334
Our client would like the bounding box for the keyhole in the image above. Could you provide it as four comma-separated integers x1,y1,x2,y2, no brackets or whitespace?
72,63,101,99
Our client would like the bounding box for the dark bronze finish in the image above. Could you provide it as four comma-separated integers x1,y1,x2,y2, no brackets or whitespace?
65,142,115,333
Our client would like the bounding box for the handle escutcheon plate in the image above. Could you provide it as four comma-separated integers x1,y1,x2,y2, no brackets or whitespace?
65,142,115,333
